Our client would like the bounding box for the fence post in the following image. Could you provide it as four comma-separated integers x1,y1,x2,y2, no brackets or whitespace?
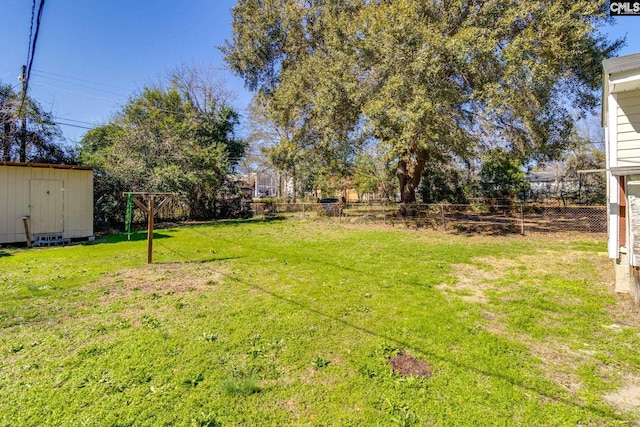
383,203,386,224
520,202,525,235
441,204,446,230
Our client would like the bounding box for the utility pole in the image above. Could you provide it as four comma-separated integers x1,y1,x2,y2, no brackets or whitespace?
19,65,27,163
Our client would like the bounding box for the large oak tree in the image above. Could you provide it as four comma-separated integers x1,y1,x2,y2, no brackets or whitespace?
223,0,620,203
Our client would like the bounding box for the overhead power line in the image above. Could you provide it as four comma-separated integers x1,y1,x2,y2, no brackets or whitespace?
26,0,45,88
31,82,124,103
52,116,100,126
18,0,46,115
31,72,129,98
25,0,36,72
54,121,94,130
32,69,134,92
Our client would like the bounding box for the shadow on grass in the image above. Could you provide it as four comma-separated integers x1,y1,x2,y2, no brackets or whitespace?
231,275,620,421
0,251,11,258
92,217,286,243
203,231,368,276
154,256,244,265
95,232,173,244
86,217,286,250
177,217,286,229
155,237,622,423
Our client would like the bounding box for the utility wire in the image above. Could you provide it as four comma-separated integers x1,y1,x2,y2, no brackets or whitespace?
25,0,36,72
52,116,100,126
29,69,249,123
26,0,45,89
18,0,46,116
31,73,129,98
31,82,226,119
32,68,134,92
31,82,124,103
52,116,104,130
54,121,94,130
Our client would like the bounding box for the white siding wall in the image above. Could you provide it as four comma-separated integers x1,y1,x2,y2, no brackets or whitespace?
0,166,31,244
617,89,640,166
0,165,93,244
64,169,93,238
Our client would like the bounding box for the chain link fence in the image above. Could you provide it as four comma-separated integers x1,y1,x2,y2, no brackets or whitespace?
250,201,606,234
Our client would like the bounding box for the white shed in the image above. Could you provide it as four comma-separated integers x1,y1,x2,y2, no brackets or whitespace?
603,52,640,302
0,162,93,245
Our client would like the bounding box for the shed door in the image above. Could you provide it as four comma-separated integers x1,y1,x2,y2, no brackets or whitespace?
30,179,64,234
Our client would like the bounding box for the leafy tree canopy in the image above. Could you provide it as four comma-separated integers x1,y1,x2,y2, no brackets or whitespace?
353,141,397,200
418,154,469,204
0,82,72,163
80,68,247,223
223,0,621,203
480,147,529,202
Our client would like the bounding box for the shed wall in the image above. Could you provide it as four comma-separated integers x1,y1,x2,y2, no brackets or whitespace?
0,165,93,244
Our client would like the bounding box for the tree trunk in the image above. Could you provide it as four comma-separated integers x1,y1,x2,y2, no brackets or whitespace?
396,151,428,205
397,159,416,203
292,166,297,203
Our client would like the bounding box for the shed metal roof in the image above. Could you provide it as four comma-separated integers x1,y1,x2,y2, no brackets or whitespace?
0,161,92,170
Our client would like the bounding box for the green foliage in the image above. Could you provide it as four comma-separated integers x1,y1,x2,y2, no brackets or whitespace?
418,157,468,204
252,197,278,217
561,127,606,205
80,68,247,223
0,82,74,163
221,375,261,397
480,148,529,203
224,0,621,203
353,143,398,201
248,91,361,202
216,181,254,219
312,356,330,369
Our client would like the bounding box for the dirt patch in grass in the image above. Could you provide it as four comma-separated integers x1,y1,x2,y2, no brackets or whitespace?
441,248,632,408
389,350,432,378
436,276,489,304
527,339,595,395
439,252,615,315
604,376,640,414
472,251,613,283
437,259,500,305
98,262,227,301
606,295,640,330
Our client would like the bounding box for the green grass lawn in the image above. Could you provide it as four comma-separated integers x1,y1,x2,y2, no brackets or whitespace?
1,220,639,426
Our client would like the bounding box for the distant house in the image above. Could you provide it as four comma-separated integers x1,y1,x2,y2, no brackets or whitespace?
0,162,93,245
254,171,281,198
602,52,640,301
526,169,561,201
232,170,293,199
526,166,600,204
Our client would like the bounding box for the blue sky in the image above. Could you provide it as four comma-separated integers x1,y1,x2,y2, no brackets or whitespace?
0,2,639,145
0,0,248,143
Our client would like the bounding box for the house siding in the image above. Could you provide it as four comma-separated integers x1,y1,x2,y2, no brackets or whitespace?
617,89,640,166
